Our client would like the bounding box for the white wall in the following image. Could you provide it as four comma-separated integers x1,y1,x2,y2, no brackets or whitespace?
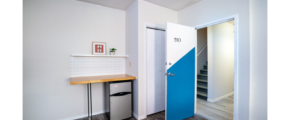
125,0,139,116
250,0,267,119
178,0,251,119
23,0,125,119
197,28,208,74
197,28,208,52
207,22,234,100
137,0,178,118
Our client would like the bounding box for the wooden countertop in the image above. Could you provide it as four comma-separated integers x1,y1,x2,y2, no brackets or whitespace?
70,74,136,85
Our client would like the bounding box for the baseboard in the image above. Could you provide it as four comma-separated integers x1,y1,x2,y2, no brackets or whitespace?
138,115,146,120
60,110,109,120
207,98,215,103
133,112,138,119
207,92,234,103
133,112,146,120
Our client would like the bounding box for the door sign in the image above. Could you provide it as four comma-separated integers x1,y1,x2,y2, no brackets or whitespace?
174,38,181,42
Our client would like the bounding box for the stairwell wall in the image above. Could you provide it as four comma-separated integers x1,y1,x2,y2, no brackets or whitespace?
197,28,208,74
207,22,234,101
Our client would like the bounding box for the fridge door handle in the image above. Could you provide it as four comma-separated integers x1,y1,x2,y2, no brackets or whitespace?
110,92,131,96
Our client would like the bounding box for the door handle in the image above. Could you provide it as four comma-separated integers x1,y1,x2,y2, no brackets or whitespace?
168,72,175,76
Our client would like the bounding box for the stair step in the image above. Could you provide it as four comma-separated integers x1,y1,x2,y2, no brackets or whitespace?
197,74,207,76
203,65,208,69
197,79,207,83
197,82,207,89
197,74,208,79
197,91,208,97
197,95,207,100
200,69,208,74
197,85,207,89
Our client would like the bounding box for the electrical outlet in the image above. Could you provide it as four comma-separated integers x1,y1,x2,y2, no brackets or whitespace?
130,62,131,67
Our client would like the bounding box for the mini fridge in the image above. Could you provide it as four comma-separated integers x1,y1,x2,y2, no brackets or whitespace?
107,81,132,120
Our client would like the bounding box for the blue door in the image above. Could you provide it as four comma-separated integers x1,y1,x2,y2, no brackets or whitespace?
166,22,197,120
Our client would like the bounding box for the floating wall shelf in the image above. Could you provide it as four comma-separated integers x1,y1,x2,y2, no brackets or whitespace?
70,54,128,57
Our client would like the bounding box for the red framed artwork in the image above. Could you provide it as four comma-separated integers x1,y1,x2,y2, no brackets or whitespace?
92,42,106,55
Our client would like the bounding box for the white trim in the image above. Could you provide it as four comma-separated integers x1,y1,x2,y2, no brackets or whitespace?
233,15,239,120
143,23,166,120
195,18,234,30
60,110,108,120
70,54,128,57
193,14,239,120
164,25,167,120
194,16,236,30
207,25,214,108
207,92,234,103
195,35,197,114
138,115,146,120
133,112,146,120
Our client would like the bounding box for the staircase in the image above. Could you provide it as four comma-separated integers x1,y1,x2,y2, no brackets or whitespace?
197,61,208,101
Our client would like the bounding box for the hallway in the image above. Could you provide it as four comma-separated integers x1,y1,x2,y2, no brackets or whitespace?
196,95,234,120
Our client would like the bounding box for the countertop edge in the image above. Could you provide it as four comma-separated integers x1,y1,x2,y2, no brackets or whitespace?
70,75,136,85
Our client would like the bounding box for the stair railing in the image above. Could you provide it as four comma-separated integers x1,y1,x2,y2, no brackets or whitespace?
197,43,207,56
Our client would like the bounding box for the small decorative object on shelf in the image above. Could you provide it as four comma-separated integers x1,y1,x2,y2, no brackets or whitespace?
92,42,107,55
110,48,117,55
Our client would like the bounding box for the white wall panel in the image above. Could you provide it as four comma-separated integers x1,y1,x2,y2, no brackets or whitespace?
23,0,125,119
207,22,234,100
125,0,139,116
250,0,267,119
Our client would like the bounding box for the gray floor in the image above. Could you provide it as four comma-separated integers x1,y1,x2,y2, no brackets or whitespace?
76,94,234,120
196,94,234,120
76,111,207,120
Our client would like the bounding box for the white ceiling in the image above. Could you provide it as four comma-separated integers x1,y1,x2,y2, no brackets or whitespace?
78,0,203,11
144,0,203,11
78,0,136,10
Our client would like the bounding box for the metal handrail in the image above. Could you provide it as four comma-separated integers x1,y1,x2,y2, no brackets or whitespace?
197,44,207,56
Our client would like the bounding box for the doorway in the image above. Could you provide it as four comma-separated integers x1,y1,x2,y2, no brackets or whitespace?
196,20,235,120
146,27,166,115
143,15,239,120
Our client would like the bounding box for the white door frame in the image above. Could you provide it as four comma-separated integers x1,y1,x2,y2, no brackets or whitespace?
193,14,239,120
143,23,166,119
142,14,239,120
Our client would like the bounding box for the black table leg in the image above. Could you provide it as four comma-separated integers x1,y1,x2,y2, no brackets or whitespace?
87,84,89,119
90,83,92,120
87,83,93,120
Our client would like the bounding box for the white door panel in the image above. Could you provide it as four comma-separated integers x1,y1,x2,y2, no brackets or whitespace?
166,23,197,69
147,29,166,115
